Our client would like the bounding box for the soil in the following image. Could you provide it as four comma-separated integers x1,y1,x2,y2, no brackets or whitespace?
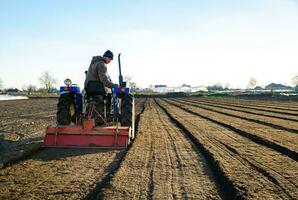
0,98,57,166
0,98,145,200
0,148,123,200
101,99,222,199
0,96,297,199
157,99,298,199
166,99,298,154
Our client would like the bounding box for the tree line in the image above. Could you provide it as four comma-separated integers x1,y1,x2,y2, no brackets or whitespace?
0,71,138,93
0,71,57,93
0,73,297,93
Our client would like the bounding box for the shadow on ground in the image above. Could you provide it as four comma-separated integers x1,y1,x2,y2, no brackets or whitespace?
33,148,120,161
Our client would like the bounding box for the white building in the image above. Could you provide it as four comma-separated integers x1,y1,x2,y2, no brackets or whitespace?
151,85,208,93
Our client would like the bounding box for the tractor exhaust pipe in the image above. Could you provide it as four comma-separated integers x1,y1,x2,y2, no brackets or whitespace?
118,53,125,87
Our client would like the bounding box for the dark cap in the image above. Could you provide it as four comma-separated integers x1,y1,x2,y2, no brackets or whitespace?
103,50,114,60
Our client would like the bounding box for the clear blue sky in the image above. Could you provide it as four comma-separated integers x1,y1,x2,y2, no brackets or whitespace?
0,0,297,89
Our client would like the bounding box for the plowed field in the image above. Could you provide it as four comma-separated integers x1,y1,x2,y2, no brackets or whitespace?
0,97,297,200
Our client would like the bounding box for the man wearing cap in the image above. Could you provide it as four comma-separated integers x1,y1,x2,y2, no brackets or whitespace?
84,50,118,124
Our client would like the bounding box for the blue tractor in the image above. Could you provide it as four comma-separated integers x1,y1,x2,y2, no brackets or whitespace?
43,53,135,148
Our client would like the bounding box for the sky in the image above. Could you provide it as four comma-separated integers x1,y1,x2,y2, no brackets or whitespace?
0,0,297,89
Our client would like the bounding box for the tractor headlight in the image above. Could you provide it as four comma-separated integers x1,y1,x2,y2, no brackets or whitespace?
64,79,72,86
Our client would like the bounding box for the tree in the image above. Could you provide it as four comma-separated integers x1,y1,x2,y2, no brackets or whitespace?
292,74,298,86
0,78,3,91
207,83,224,91
248,77,257,89
124,76,138,91
23,84,37,95
39,71,57,93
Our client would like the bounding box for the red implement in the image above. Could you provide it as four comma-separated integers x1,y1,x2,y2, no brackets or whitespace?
43,119,132,149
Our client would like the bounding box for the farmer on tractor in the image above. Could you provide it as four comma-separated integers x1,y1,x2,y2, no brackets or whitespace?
84,50,118,125
44,52,135,148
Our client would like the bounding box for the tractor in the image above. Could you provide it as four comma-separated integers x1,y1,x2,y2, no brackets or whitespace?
43,53,134,148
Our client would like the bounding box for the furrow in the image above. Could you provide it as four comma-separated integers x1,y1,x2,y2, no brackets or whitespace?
158,99,298,199
101,99,222,199
180,98,298,122
173,98,298,134
165,99,298,161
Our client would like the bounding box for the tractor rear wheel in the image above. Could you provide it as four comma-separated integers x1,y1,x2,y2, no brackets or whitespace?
57,93,73,125
120,94,134,126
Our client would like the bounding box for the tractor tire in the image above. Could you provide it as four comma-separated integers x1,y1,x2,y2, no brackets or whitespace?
57,93,73,125
120,94,134,126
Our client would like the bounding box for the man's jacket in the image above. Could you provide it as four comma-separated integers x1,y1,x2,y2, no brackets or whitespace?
84,56,115,92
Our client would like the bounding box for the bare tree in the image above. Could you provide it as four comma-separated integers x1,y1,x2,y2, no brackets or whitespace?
248,77,257,89
23,84,37,95
39,71,57,93
28,84,37,92
124,76,138,91
292,74,298,86
0,78,3,91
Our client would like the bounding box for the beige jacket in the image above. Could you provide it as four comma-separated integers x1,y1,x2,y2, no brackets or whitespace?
84,56,116,92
